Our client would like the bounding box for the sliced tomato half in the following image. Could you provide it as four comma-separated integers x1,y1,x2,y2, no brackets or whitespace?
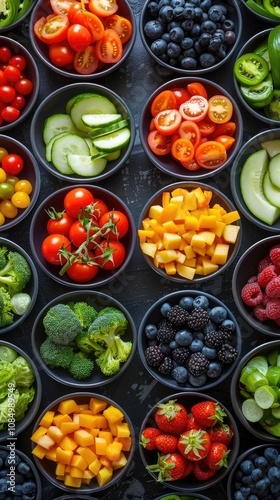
151,90,177,117
95,28,123,63
89,0,118,17
179,96,209,122
147,130,172,156
103,14,132,44
154,109,182,136
208,95,233,124
41,14,70,44
178,120,201,149
171,138,194,163
73,10,105,41
50,0,77,15
195,141,227,169
73,44,99,74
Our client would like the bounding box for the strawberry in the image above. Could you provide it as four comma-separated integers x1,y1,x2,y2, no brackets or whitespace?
209,422,234,445
177,429,211,461
140,427,162,450
191,400,226,427
185,413,206,431
155,433,178,453
155,399,188,436
203,442,230,470
146,452,189,481
192,460,217,481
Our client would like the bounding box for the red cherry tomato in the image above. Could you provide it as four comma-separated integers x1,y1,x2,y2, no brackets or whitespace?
147,130,172,156
187,82,208,99
1,154,24,175
73,45,99,74
1,106,20,123
178,120,201,149
73,10,104,41
68,219,101,249
151,90,177,117
195,141,227,169
96,29,123,64
49,42,75,67
154,109,182,136
63,187,94,218
41,14,70,44
3,65,21,84
50,0,77,15
8,55,26,72
47,211,75,236
91,198,109,220
171,138,194,163
0,47,12,63
41,234,72,265
10,94,26,110
179,96,209,122
94,239,126,270
66,251,99,282
103,14,132,44
67,24,93,52
99,210,129,240
0,85,16,103
171,87,191,107
14,78,33,96
89,0,118,17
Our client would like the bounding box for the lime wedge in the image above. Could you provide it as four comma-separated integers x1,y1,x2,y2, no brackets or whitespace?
242,398,264,422
254,385,278,409
246,355,269,375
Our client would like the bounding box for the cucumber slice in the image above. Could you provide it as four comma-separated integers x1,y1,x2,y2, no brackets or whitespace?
82,113,122,128
254,385,278,409
246,355,269,375
242,398,264,422
106,149,121,161
67,154,107,177
45,132,69,162
70,94,117,132
245,371,268,393
93,127,131,152
43,114,79,145
51,134,90,175
240,148,280,225
91,149,121,161
261,139,280,158
65,95,77,115
268,152,280,189
88,119,129,139
264,170,280,207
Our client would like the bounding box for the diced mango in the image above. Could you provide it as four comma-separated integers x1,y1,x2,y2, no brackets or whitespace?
222,210,240,224
223,224,240,243
116,423,131,438
162,220,179,233
60,421,80,435
69,466,84,478
59,435,79,452
162,191,171,207
197,231,216,245
71,454,88,471
184,215,199,230
30,426,48,443
155,249,178,264
96,466,113,487
140,242,157,258
39,410,55,428
56,447,74,465
190,233,206,249
77,446,97,465
105,441,123,462
99,430,114,445
55,463,66,476
176,263,196,280
103,406,124,424
52,413,72,428
74,429,95,447
37,434,55,450
88,458,102,475
198,215,217,229
148,204,163,219
95,437,107,455
115,436,132,451
31,444,46,460
64,475,82,488
45,447,58,462
211,243,230,265
112,452,128,470
201,258,219,275
163,232,181,250
138,229,155,243
47,425,64,443
57,399,80,415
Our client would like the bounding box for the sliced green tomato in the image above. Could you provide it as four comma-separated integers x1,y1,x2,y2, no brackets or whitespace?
11,292,31,315
81,113,122,128
264,90,280,121
51,133,90,174
67,154,107,176
246,355,269,375
242,398,264,422
92,127,131,152
263,0,280,16
46,132,69,162
254,385,278,409
234,53,269,85
246,0,280,19
240,73,274,108
88,119,129,139
255,42,271,71
43,113,80,145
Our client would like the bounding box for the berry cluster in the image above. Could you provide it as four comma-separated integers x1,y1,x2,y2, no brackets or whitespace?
143,294,238,387
241,244,280,325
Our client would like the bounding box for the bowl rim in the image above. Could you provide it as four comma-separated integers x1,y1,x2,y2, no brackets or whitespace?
139,76,243,180
139,0,242,75
0,36,39,132
230,339,280,442
138,289,242,391
0,340,42,442
232,234,280,335
31,391,135,493
29,82,136,183
139,391,240,492
29,0,137,80
29,183,136,289
31,289,137,387
138,181,242,283
0,2,35,32
0,236,39,334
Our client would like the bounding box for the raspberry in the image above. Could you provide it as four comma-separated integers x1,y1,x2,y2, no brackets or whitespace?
266,275,280,298
253,304,268,322
266,299,280,320
248,276,257,284
258,256,272,273
257,265,277,288
270,245,280,269
241,282,263,306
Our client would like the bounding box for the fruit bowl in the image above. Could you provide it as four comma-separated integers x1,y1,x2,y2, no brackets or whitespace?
29,0,136,79
230,129,280,233
140,0,242,75
29,184,136,289
230,340,280,442
232,235,280,337
138,181,242,284
140,77,243,180
138,290,241,391
240,0,280,24
30,82,135,183
31,392,135,493
31,290,136,388
0,0,35,32
0,341,42,443
227,443,280,499
139,392,239,492
0,445,42,499
0,36,39,132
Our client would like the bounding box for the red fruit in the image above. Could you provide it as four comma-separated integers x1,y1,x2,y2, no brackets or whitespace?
257,264,277,288
266,276,280,298
192,460,218,481
140,427,162,450
265,299,280,320
185,413,206,431
146,452,189,481
258,255,272,273
253,304,268,322
154,434,178,453
270,245,280,269
191,401,226,428
209,423,234,445
203,442,230,470
177,429,211,461
241,282,263,306
155,399,188,436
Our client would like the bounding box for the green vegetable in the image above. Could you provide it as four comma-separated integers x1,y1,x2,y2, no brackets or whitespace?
264,89,280,120
263,0,280,17
68,352,94,380
12,356,35,387
0,246,8,271
239,73,274,108
43,303,82,345
246,0,280,19
0,387,35,430
39,338,74,370
0,346,17,363
11,292,31,316
0,250,31,296
233,53,269,86
0,0,18,27
268,26,280,90
0,360,16,399
68,301,98,329
0,286,14,327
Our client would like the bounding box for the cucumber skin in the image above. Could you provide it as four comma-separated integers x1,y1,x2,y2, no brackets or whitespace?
268,26,280,90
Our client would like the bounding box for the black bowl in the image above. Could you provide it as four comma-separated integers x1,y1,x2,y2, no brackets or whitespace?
155,494,211,500
240,0,280,25
0,0,35,32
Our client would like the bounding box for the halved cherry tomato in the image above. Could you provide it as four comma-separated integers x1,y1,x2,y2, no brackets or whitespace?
89,0,118,17
34,17,47,41
147,130,172,156
41,15,70,44
154,109,182,136
151,90,177,117
178,120,201,149
67,24,93,51
208,95,233,124
208,121,236,140
149,118,156,132
50,0,77,14
180,158,200,171
187,82,208,99
103,14,132,44
49,42,75,67
215,135,235,150
73,10,104,41
96,28,122,63
73,45,99,74
68,1,83,22
171,87,191,107
179,96,208,122
195,141,227,169
171,138,194,162
198,116,216,137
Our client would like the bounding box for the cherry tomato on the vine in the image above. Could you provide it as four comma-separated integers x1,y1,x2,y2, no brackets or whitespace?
68,219,101,249
66,251,99,282
63,187,94,218
42,234,72,265
94,239,126,270
99,210,129,240
47,211,75,236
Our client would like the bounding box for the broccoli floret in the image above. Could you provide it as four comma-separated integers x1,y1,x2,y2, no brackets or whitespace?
40,338,74,370
0,246,8,271
68,352,94,380
68,301,98,329
0,251,31,296
88,310,128,346
43,303,82,345
0,286,14,327
95,346,121,376
114,336,133,363
12,356,35,387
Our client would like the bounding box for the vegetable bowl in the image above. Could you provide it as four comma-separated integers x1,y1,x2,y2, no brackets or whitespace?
0,0,35,32
31,290,137,388
0,341,42,443
240,0,280,25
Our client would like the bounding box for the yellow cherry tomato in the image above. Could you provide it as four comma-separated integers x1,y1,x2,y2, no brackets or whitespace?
0,200,18,218
5,175,19,187
11,191,31,209
0,168,7,183
0,212,5,226
0,147,8,162
14,179,32,195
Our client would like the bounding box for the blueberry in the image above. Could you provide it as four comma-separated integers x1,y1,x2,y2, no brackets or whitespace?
221,318,236,332
151,39,168,56
160,302,172,317
251,468,263,481
267,465,280,483
254,456,268,470
170,26,184,42
181,56,197,69
5,454,20,467
175,329,193,346
171,366,189,384
22,481,37,495
199,52,216,67
240,486,251,496
270,482,280,494
206,361,222,378
193,331,204,341
0,451,8,461
264,447,279,462
189,339,204,352
171,0,185,9
169,340,179,350
15,472,24,484
183,5,196,19
0,460,2,469
233,492,246,500
159,5,174,23
159,343,172,355
203,320,217,335
188,373,207,386
224,30,236,45
193,295,209,310
209,306,228,324
145,323,158,340
201,20,217,33
240,460,254,475
179,296,194,310
208,5,224,22
180,37,193,49
167,41,182,58
0,478,8,494
148,1,159,17
247,496,258,500
255,477,270,493
202,346,217,359
144,20,166,40
200,0,212,11
241,474,253,485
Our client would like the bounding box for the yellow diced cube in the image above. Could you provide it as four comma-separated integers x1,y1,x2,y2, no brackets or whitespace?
170,195,184,206
198,215,217,229
162,191,171,207
148,204,164,219
158,204,179,224
198,231,216,246
175,251,186,264
214,220,226,237
162,220,179,233
183,244,196,259
222,210,240,224
190,233,206,249
69,466,84,478
140,242,157,258
164,261,177,275
155,249,178,264
183,190,197,210
64,476,82,488
89,397,107,415
211,243,230,265
184,258,196,267
222,224,240,243
184,215,199,231
138,229,155,243
163,232,182,250
96,466,113,487
182,230,196,244
142,217,152,230
89,458,102,475
95,437,107,455
201,257,219,275
176,262,196,280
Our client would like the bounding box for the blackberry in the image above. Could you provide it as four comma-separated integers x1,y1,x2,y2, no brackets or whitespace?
156,319,176,343
204,330,224,348
217,343,238,364
188,352,209,376
221,328,232,343
166,304,189,327
144,345,164,367
158,356,174,375
172,347,190,365
187,307,209,330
